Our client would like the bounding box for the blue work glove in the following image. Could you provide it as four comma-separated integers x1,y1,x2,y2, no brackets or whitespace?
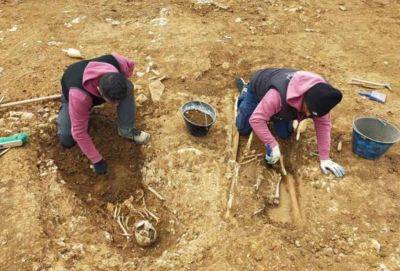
93,159,108,175
320,159,345,178
265,144,281,165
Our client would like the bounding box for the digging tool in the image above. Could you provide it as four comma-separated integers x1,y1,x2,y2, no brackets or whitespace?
0,133,29,149
358,90,387,103
0,94,61,109
349,78,392,91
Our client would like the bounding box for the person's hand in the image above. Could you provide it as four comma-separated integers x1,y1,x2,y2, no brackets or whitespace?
93,159,108,175
320,159,345,177
265,144,281,165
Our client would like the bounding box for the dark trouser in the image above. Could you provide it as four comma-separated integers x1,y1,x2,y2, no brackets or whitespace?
235,84,293,139
57,93,137,148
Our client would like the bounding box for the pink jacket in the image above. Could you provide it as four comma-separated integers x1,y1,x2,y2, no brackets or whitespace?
249,71,332,160
68,53,135,163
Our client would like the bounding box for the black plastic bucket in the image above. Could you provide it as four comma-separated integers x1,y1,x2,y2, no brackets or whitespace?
180,101,217,137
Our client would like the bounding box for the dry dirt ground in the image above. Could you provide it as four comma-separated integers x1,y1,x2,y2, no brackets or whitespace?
1,0,400,270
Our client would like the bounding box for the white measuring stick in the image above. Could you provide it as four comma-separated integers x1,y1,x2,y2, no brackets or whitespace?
0,94,61,109
0,140,24,149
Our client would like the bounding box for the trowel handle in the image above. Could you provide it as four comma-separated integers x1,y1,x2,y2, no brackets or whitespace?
0,133,29,145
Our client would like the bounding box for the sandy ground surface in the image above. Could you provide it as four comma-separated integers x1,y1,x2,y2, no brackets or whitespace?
1,0,400,270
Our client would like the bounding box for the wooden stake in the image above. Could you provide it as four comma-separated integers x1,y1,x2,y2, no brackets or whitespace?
0,94,61,109
225,95,241,219
231,96,240,161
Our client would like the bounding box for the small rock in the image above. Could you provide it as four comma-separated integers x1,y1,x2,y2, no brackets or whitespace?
235,17,242,23
0,67,3,74
21,112,34,120
56,238,66,247
378,263,389,271
48,114,58,123
105,18,121,26
254,251,263,261
295,240,301,247
151,17,168,27
149,79,165,102
383,61,389,65
136,71,145,77
222,62,230,69
134,84,143,90
371,239,381,254
339,5,347,11
71,243,84,254
8,25,18,32
70,16,86,24
47,41,63,46
9,111,23,117
288,7,304,13
103,231,113,242
136,93,148,105
62,48,83,59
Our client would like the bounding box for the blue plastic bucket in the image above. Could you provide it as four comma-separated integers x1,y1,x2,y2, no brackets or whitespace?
180,101,217,137
352,117,400,159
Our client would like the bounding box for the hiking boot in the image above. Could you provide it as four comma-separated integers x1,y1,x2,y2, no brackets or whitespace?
119,129,151,145
235,77,246,93
133,131,151,144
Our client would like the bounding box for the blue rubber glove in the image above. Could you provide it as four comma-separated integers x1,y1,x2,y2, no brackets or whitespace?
93,159,108,175
265,144,281,165
320,159,345,178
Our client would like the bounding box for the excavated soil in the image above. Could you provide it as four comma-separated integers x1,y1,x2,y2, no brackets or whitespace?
1,0,400,270
184,109,213,126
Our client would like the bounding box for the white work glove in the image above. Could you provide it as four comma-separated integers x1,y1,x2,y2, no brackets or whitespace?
265,145,281,165
320,159,345,178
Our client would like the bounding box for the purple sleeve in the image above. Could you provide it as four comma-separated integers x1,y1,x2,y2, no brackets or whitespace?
69,88,103,164
249,89,282,148
313,113,332,160
112,53,135,78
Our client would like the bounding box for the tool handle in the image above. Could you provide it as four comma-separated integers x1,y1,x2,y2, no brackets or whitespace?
0,133,29,144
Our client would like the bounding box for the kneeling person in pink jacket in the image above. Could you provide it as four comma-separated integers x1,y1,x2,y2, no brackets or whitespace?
235,68,345,177
57,54,150,175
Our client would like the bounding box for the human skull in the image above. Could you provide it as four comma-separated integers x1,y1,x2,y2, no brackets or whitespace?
134,220,157,247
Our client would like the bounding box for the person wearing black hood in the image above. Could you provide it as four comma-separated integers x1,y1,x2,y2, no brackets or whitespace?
235,68,345,177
